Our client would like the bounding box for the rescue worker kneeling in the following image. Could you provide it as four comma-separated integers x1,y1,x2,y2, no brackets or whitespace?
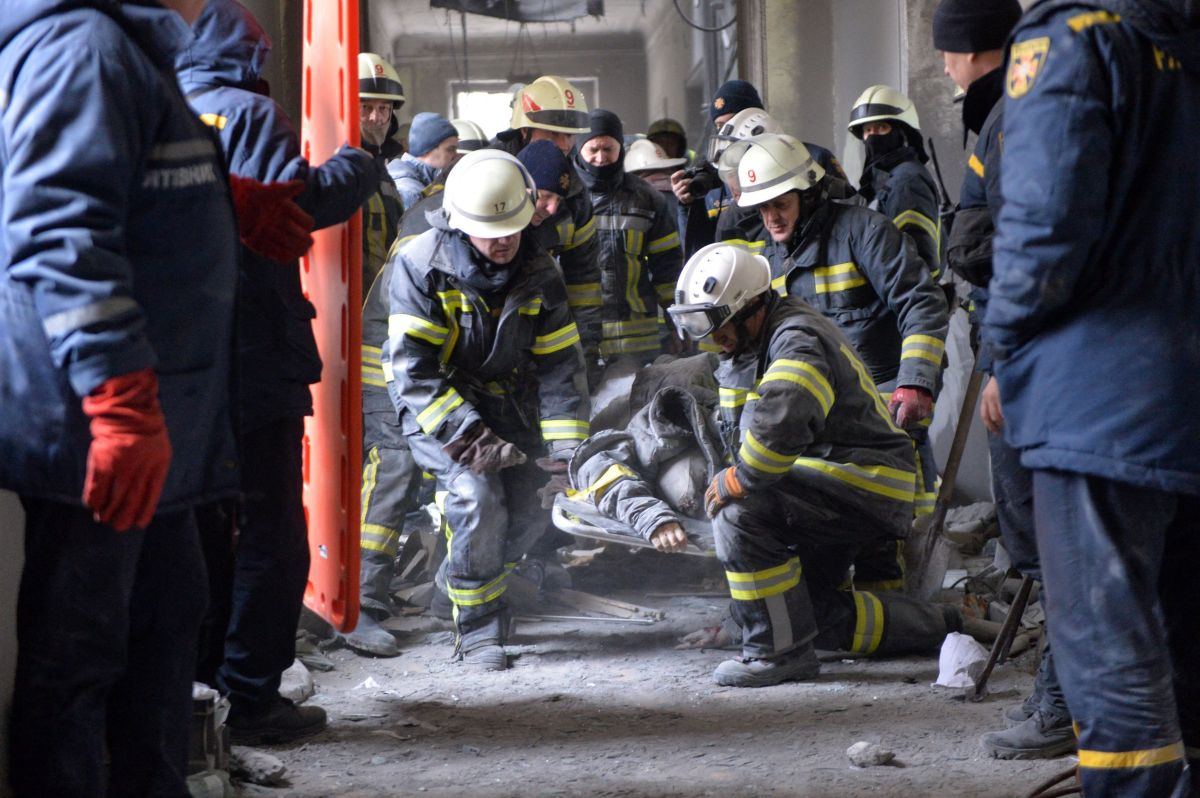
384,149,589,671
668,244,923,687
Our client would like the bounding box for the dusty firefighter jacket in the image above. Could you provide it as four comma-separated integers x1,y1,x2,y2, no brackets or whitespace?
764,199,948,393
987,0,1200,497
361,140,403,292
0,0,239,507
860,154,943,280
490,129,603,364
575,160,683,360
387,152,440,211
383,215,589,453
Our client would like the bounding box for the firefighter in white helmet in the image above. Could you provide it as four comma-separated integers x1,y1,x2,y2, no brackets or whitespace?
664,243,923,686
737,133,948,572
358,52,405,288
491,76,602,370
382,149,588,671
848,85,943,280
451,118,487,152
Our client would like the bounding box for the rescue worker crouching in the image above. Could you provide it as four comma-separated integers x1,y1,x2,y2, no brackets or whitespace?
667,244,930,687
384,149,589,671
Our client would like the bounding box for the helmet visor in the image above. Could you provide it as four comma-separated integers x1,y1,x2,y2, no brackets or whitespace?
524,108,590,132
667,303,731,340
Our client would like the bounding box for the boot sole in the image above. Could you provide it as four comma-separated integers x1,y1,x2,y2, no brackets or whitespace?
981,737,1077,760
342,634,401,658
229,720,326,746
713,663,820,688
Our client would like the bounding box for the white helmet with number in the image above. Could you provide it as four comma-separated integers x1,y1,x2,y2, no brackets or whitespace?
668,243,772,340
510,76,590,134
847,84,921,139
443,149,536,238
736,134,825,208
707,107,782,163
624,138,687,173
358,53,405,106
451,118,487,152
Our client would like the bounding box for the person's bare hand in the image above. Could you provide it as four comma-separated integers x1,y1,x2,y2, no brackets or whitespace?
979,375,1005,434
670,169,693,205
650,521,689,553
675,625,733,650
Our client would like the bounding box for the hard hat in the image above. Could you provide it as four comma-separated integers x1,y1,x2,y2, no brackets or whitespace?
847,85,921,139
358,53,405,105
736,134,826,208
451,118,487,151
510,76,590,134
648,118,686,140
668,243,771,340
707,107,782,163
443,149,536,238
624,138,687,173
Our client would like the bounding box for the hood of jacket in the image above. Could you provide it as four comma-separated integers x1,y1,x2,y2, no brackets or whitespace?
175,0,270,93
1024,0,1200,71
2,1,190,68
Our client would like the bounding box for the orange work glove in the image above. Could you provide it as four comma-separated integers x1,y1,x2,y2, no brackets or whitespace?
888,386,934,430
81,368,172,532
704,467,747,518
228,175,314,262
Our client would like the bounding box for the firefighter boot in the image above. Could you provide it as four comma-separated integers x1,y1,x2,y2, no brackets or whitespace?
713,643,820,687
341,612,400,658
455,607,510,672
980,710,1076,760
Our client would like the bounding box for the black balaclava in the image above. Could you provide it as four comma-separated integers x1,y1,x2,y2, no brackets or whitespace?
859,128,914,201
577,109,625,189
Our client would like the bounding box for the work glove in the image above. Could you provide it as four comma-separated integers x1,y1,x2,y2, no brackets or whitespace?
888,386,934,431
442,423,527,474
704,467,747,519
228,175,314,262
535,455,573,509
81,368,173,532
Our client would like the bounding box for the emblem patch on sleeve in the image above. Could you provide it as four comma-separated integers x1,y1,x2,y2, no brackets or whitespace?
1007,37,1051,99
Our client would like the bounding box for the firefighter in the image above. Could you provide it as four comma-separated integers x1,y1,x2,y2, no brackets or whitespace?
574,109,684,362
987,3,1200,793
491,75,603,377
388,112,459,210
665,244,922,686
358,52,406,288
848,85,943,280
625,137,689,242
384,149,588,671
452,118,488,152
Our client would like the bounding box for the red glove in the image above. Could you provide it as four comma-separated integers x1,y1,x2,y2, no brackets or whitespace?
81,368,173,532
888,386,934,430
704,467,747,518
228,175,314,262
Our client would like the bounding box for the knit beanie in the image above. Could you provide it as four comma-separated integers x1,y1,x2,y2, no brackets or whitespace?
408,112,457,157
582,109,625,147
517,139,572,196
709,80,763,121
933,0,1023,53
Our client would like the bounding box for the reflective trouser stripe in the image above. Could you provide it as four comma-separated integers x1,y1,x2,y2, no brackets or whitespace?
360,447,398,555
446,564,515,607
1078,741,1185,770
362,344,386,387
725,557,801,600
540,418,589,441
850,591,885,654
567,282,603,307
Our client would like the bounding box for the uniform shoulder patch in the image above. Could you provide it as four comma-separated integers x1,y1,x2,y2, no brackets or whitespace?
1007,37,1051,99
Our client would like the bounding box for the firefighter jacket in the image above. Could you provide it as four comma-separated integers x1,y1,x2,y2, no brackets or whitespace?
387,152,440,211
987,0,1200,497
491,130,603,363
575,162,683,360
383,215,589,452
176,0,380,432
0,1,238,506
363,166,403,292
765,201,948,393
860,155,943,279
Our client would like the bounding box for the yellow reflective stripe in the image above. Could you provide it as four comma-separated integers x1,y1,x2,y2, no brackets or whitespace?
599,335,661,357
389,313,449,346
724,238,766,253
851,591,885,654
602,317,659,337
532,322,581,355
566,282,603,307
446,564,515,607
540,418,589,441
893,209,939,243
199,113,228,130
841,344,905,435
1067,10,1120,31
646,231,680,254
813,261,866,294
654,282,675,303
770,273,789,296
792,458,916,502
437,289,472,314
361,345,386,386
901,333,945,365
726,557,801,601
707,207,722,219
518,297,543,316
566,463,638,502
624,240,646,314
699,340,723,352
719,387,749,409
759,358,835,417
739,430,796,475
968,153,984,179
415,387,464,433
1078,741,1184,770
560,216,596,251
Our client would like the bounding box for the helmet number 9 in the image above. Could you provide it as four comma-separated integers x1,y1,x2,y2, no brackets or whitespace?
747,169,757,183
564,89,575,107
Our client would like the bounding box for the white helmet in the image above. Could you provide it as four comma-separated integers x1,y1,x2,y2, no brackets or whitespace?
510,76,590,133
451,118,487,152
707,107,782,163
443,149,536,238
847,84,921,139
624,138,688,173
736,134,826,208
358,53,405,105
667,243,772,340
